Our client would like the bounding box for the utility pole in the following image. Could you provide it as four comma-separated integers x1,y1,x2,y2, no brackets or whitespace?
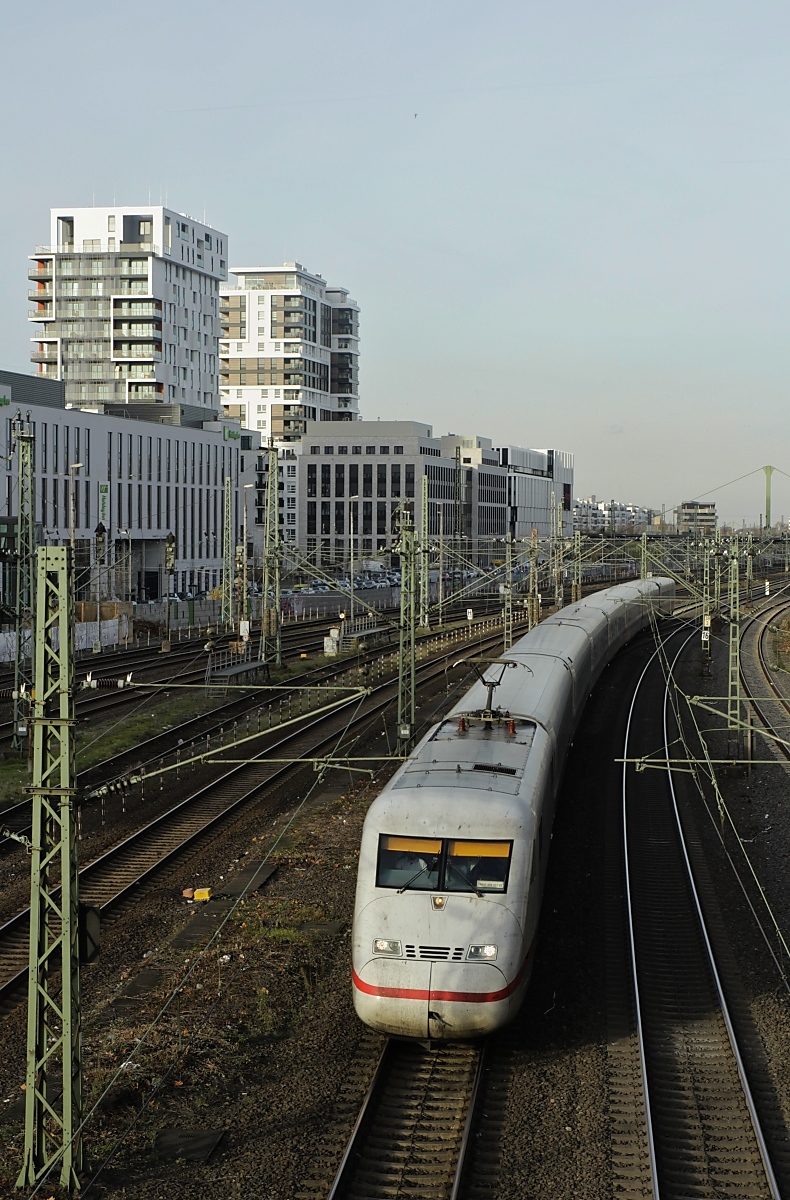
17,546,82,1192
746,531,754,606
553,496,564,609
396,506,417,751
260,440,282,667
419,472,430,629
12,413,36,752
713,528,723,617
640,531,648,581
164,532,175,650
221,475,233,628
437,504,444,628
572,530,582,602
727,550,741,754
452,445,462,592
702,537,711,664
528,527,540,629
503,531,514,650
94,521,106,654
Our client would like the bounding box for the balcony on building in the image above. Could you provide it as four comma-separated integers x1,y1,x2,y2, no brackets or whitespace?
28,261,54,281
31,343,59,363
118,242,158,255
112,344,163,362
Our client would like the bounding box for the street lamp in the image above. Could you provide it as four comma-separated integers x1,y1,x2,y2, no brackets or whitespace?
68,463,83,550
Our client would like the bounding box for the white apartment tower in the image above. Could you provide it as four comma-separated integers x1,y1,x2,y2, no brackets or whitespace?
29,206,228,423
220,262,359,442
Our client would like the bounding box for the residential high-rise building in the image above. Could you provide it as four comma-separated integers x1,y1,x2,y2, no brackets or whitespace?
29,206,227,424
220,262,359,442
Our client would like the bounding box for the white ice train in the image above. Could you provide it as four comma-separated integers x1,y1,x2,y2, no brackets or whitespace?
351,577,675,1041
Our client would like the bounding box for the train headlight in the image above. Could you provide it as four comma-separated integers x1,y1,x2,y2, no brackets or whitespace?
467,944,498,961
373,939,402,956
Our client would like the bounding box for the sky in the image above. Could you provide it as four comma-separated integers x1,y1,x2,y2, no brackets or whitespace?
2,0,790,524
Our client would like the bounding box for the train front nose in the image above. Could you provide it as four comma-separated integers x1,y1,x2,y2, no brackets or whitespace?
353,957,433,1039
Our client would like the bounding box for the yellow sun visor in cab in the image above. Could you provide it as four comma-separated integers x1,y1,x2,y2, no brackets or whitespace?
448,841,512,858
381,836,442,854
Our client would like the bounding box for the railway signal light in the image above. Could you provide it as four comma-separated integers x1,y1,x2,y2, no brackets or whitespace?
165,531,176,573
94,521,107,564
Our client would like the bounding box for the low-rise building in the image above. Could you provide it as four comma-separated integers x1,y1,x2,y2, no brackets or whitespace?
251,421,573,569
573,495,656,533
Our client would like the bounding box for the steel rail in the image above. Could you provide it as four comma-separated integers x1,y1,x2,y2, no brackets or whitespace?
623,627,780,1197
621,640,663,1200
662,640,781,1198
325,1039,483,1200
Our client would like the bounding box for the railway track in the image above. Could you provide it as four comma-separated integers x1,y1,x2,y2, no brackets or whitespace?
0,613,510,853
739,597,790,765
0,620,518,1011
324,1040,483,1200
622,630,782,1197
0,617,346,752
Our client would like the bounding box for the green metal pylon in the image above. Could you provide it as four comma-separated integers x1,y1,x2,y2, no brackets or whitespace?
702,537,711,662
260,441,282,666
727,552,741,748
746,532,754,606
528,528,539,629
640,531,648,581
713,529,723,617
572,531,582,602
12,412,36,752
17,546,81,1192
503,532,514,650
396,506,417,751
418,472,430,629
221,475,233,628
554,499,564,609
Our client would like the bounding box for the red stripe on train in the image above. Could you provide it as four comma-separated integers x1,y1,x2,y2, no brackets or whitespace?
352,948,532,1004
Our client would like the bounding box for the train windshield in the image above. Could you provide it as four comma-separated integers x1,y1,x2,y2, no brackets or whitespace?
376,835,442,890
376,835,512,893
446,840,512,893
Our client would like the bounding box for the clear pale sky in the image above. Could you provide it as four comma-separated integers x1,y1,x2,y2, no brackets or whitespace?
3,1,790,524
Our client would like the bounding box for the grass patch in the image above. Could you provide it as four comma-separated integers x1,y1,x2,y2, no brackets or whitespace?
0,758,32,811
76,689,245,770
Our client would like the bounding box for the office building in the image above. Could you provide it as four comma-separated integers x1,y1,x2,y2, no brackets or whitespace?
29,206,227,423
259,421,572,567
0,369,254,600
220,262,359,441
676,500,716,536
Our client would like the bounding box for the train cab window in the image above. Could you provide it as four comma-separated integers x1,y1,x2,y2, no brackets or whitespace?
446,840,512,893
376,835,512,893
376,835,441,890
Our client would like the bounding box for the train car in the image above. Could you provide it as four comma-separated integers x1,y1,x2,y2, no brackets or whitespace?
351,577,675,1041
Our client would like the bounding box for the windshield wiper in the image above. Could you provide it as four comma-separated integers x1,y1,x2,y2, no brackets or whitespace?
397,858,438,894
447,860,483,897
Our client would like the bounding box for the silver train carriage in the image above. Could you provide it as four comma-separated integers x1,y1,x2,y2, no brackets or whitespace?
351,577,675,1040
